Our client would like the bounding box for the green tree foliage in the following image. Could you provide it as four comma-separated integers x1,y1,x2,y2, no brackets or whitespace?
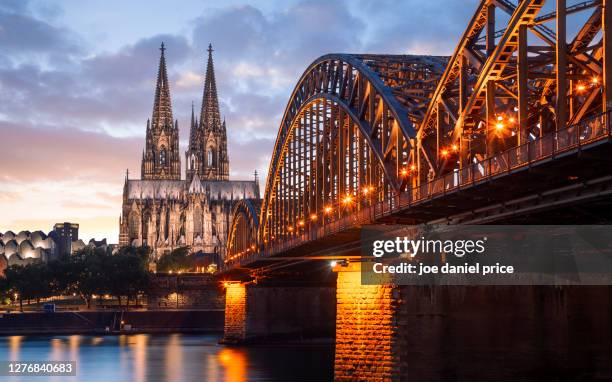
0,245,152,311
156,246,195,273
4,263,51,311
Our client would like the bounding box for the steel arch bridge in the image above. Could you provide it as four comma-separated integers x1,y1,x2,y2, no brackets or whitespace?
226,0,612,270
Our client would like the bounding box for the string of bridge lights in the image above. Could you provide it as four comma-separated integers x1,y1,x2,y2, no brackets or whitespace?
225,183,390,263
438,76,600,159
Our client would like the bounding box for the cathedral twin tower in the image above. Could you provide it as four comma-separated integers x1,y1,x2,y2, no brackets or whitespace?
141,42,229,182
120,43,259,260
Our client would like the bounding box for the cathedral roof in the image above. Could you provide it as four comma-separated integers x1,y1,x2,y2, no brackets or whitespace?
126,179,259,201
127,180,185,199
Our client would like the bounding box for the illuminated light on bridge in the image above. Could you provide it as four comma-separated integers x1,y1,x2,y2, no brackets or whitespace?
341,195,354,205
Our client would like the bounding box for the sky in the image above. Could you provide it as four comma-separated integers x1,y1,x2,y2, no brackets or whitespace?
0,0,480,242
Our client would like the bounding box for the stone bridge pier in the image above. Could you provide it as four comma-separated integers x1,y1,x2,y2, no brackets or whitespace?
333,263,612,382
221,280,336,344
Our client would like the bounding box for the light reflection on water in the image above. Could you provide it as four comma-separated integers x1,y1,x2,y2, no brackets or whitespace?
0,333,333,382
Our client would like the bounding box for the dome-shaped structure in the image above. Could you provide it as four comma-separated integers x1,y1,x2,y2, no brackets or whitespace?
39,237,54,250
18,240,35,258
8,252,24,266
30,231,47,247
4,240,18,257
3,231,15,242
26,247,43,259
15,231,31,244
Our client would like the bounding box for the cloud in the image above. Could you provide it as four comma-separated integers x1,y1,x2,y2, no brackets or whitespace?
0,121,141,183
0,1,83,62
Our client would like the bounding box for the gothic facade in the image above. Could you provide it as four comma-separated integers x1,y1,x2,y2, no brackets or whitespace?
119,43,259,261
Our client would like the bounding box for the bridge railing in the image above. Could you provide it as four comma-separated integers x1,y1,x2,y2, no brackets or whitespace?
408,111,609,203
226,111,610,268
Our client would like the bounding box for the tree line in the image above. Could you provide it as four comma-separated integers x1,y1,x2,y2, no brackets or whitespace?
0,246,151,311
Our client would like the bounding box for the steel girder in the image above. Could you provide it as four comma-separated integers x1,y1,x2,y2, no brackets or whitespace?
418,0,607,182
226,199,261,261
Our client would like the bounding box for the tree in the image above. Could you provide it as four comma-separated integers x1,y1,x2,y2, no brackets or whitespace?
105,253,149,310
4,263,51,311
0,276,10,306
156,246,195,272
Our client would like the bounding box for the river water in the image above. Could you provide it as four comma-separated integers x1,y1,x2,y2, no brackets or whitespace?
0,333,334,381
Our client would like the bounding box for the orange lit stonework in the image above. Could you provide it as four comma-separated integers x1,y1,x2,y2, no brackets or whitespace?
222,283,247,343
334,263,398,381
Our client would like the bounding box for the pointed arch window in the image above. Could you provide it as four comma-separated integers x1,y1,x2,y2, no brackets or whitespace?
207,148,214,167
160,147,167,166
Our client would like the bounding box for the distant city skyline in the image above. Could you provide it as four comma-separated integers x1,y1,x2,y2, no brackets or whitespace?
0,0,480,241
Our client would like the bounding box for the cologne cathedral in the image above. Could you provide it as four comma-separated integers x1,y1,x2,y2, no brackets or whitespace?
119,43,260,262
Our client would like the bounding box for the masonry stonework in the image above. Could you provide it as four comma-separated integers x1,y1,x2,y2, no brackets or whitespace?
334,263,399,382
223,283,247,343
223,284,336,344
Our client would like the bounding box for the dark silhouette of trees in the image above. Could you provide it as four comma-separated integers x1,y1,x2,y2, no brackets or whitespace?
0,246,152,311
156,246,195,272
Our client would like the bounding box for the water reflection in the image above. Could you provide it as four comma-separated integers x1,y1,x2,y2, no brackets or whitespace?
0,333,333,382
218,348,247,382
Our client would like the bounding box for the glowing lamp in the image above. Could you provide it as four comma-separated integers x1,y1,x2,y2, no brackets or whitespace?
324,206,333,214
495,122,504,131
576,84,586,92
342,195,353,205
310,214,318,221
441,149,449,157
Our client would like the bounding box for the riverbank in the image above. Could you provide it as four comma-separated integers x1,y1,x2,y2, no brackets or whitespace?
0,310,224,335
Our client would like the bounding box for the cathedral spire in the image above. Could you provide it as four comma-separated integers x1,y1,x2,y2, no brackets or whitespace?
200,43,221,133
151,42,173,130
191,101,195,127
141,43,181,180
189,101,198,151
